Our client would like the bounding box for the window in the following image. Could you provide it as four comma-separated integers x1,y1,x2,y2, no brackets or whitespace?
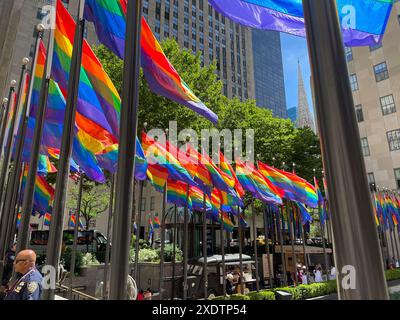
367,172,376,191
361,137,370,156
374,62,389,82
141,198,146,212
387,129,400,151
349,74,358,91
380,94,396,115
369,43,382,51
395,169,400,189
355,104,364,122
150,196,155,211
345,47,353,62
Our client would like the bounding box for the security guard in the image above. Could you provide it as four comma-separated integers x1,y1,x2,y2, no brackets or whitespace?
5,249,43,300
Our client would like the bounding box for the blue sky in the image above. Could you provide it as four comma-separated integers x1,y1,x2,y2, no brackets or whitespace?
280,33,314,113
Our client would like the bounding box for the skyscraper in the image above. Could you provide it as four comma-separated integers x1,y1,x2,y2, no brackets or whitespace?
287,107,297,124
296,61,315,131
251,29,287,118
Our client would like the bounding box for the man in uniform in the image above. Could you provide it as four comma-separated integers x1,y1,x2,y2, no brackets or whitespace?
5,249,43,300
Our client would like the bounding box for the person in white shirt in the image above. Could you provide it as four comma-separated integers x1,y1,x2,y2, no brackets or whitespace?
314,267,323,283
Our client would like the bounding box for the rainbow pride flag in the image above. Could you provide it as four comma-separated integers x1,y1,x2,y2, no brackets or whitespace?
236,159,282,206
52,0,120,144
314,177,326,225
153,216,161,229
44,212,51,226
209,0,393,47
295,202,313,226
142,132,197,187
189,186,212,212
220,212,235,233
84,0,218,124
96,137,148,180
16,213,22,229
37,155,57,175
167,179,192,210
20,166,55,215
220,152,245,198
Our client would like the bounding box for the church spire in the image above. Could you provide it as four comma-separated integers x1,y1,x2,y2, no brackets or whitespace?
296,61,315,132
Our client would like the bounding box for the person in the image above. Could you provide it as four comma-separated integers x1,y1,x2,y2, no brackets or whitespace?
4,249,43,300
301,270,308,285
226,273,235,295
330,266,336,280
137,289,144,300
314,267,323,283
286,272,294,286
144,288,152,300
1,243,16,292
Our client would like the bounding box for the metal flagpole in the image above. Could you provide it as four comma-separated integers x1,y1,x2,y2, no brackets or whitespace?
182,184,189,300
320,213,329,281
0,100,8,152
288,203,297,286
133,180,144,284
382,225,390,269
389,226,397,266
0,60,28,278
251,202,259,291
263,206,273,288
202,192,208,299
278,206,287,286
8,24,45,254
237,205,244,295
69,172,83,299
220,211,226,296
0,84,16,163
171,204,177,300
302,0,388,299
43,0,86,301
19,17,55,252
109,0,142,300
103,174,115,300
159,182,167,300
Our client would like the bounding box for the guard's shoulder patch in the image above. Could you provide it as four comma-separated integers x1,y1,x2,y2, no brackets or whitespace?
27,282,38,293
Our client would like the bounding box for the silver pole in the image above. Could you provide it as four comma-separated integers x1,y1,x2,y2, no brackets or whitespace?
159,182,167,300
288,203,297,286
263,206,273,288
103,174,115,300
109,0,142,300
220,211,226,296
69,172,83,299
302,0,388,299
202,192,208,299
133,181,144,284
278,206,287,286
237,206,244,295
182,184,189,300
251,203,259,291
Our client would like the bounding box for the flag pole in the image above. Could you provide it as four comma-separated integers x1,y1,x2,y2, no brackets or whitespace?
159,182,167,300
251,202,259,291
0,60,28,279
69,171,83,299
237,205,244,295
43,0,86,301
133,180,144,288
287,202,297,286
0,83,16,165
103,173,115,300
0,99,8,154
10,23,44,254
220,210,226,296
202,192,208,299
19,17,55,252
263,205,273,288
277,206,287,286
182,183,189,300
109,0,142,300
302,0,388,299
171,204,177,300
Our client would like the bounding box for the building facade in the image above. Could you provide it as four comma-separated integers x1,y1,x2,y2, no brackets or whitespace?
287,107,297,124
346,1,400,190
251,29,287,118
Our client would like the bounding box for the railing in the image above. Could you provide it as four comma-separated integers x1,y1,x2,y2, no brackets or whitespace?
55,284,98,300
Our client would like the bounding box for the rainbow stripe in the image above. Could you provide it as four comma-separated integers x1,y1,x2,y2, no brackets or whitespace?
37,155,57,175
20,166,54,215
189,186,212,212
167,179,192,210
220,152,245,198
209,0,393,47
276,169,318,208
314,177,326,225
142,132,196,187
153,216,161,229
84,0,218,124
220,212,235,233
53,0,120,145
44,212,51,226
295,202,313,225
236,159,282,205
147,164,168,193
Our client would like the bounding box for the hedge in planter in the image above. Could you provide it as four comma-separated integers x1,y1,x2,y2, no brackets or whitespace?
247,290,276,300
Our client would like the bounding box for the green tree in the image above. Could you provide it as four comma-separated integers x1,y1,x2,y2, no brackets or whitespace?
67,177,110,230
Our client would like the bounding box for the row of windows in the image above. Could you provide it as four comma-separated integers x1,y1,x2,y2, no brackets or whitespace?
349,61,389,91
361,129,400,158
354,94,397,122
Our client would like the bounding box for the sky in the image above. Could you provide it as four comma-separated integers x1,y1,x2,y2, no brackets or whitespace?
280,33,314,114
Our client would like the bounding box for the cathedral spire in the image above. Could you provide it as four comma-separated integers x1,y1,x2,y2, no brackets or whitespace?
296,61,315,132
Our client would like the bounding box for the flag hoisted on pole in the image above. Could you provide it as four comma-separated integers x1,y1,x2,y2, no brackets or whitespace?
43,0,86,300
302,0,389,299
109,0,143,300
